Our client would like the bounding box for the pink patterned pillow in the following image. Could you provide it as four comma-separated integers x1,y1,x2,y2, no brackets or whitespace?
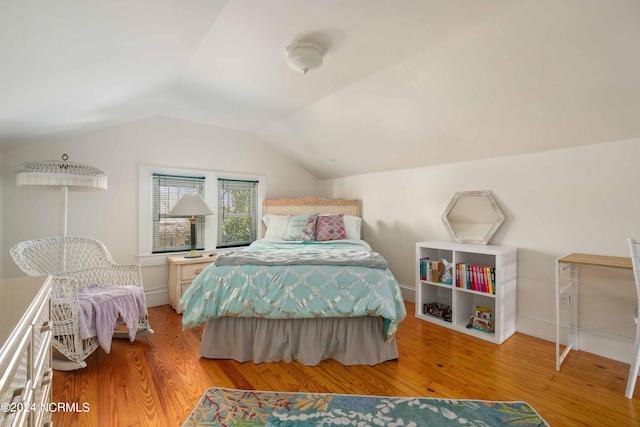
316,214,348,241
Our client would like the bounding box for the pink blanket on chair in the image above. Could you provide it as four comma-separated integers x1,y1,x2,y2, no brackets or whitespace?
78,284,147,353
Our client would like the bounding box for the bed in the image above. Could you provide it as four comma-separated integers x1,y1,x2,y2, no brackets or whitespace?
180,196,406,366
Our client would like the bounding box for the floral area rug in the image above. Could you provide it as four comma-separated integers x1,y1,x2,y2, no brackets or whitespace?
183,387,549,427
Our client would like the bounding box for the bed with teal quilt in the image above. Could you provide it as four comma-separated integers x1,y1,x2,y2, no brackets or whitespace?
179,196,406,366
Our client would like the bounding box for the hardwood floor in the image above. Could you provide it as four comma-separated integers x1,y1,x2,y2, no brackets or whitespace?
52,302,640,426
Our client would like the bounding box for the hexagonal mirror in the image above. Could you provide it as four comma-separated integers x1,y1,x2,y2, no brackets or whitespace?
441,190,505,245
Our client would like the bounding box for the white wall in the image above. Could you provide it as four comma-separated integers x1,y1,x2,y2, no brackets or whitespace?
0,151,3,278
319,137,640,364
4,121,639,363
1,116,319,304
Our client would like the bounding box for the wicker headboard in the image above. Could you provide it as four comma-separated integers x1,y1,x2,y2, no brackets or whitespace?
263,196,361,217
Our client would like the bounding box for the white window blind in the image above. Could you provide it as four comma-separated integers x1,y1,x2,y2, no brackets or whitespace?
217,178,258,248
152,174,206,253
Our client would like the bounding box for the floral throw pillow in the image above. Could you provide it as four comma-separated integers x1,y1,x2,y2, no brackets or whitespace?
316,214,348,241
284,214,318,241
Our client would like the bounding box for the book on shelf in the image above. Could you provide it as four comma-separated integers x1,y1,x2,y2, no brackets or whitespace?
419,257,449,284
419,257,429,280
455,263,496,294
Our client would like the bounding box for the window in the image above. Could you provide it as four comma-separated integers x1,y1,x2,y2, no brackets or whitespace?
152,174,206,253
139,165,265,261
217,178,258,248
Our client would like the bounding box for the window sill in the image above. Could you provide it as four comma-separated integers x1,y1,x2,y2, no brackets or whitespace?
137,248,232,267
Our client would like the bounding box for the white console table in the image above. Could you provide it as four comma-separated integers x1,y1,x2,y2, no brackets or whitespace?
555,253,633,370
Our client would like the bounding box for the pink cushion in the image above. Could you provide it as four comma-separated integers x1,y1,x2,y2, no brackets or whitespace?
316,214,348,241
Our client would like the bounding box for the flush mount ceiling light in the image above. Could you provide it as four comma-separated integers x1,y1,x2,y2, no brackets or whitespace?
286,41,324,74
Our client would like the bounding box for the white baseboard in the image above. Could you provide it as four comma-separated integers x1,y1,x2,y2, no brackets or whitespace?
399,283,415,303
516,315,634,365
145,287,169,308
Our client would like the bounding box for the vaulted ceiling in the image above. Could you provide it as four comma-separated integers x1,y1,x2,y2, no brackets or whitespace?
2,0,639,179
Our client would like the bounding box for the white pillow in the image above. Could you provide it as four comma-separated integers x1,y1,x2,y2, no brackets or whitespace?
343,215,362,240
262,214,290,240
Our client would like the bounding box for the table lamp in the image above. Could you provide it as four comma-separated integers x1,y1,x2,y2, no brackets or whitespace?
169,193,214,258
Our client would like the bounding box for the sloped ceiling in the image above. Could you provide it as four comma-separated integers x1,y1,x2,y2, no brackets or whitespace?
1,0,639,179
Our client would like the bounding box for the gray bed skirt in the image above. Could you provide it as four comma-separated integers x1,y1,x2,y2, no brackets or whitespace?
199,316,399,366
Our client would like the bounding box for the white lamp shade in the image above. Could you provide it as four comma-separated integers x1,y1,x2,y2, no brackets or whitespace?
169,193,214,217
286,41,324,74
14,155,108,236
16,159,107,191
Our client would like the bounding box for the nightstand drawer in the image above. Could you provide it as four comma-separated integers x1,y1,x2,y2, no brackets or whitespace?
181,263,210,282
167,253,217,314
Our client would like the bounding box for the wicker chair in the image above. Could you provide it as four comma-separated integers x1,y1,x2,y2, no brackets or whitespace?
10,236,153,371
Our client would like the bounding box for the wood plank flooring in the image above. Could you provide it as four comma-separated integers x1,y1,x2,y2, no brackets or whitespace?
52,302,640,426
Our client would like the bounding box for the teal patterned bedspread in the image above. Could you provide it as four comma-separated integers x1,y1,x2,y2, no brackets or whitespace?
180,239,406,341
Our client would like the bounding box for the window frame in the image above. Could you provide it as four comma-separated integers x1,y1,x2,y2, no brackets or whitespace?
151,173,207,254
138,165,266,264
217,178,259,248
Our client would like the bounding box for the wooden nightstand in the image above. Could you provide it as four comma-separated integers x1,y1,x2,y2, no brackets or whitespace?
167,252,217,314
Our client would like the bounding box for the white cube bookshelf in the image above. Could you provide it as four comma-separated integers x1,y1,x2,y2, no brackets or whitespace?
415,241,517,344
